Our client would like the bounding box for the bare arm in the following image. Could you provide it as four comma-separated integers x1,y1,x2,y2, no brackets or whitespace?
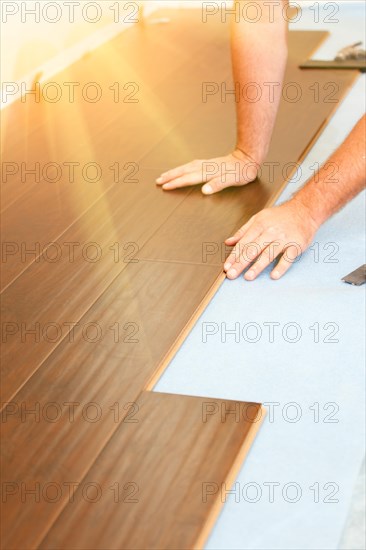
156,1,289,193
231,0,288,165
224,115,366,280
293,114,366,226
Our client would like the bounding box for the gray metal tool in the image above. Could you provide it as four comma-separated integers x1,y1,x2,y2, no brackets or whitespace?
300,42,366,71
342,264,366,286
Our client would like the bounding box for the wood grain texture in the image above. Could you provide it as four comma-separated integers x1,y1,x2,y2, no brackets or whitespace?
0,11,233,398
0,170,192,403
1,16,229,287
38,392,264,550
0,261,221,549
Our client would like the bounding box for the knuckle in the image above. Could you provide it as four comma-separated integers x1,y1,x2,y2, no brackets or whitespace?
255,222,263,232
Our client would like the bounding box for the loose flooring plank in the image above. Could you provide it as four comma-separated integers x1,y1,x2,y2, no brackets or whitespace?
300,59,366,71
1,261,221,549
38,392,264,550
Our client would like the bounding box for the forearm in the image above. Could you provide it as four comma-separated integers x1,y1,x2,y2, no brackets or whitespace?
231,0,288,164
293,115,366,226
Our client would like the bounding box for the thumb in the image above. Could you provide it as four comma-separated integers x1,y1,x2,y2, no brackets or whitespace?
202,176,226,195
202,171,252,195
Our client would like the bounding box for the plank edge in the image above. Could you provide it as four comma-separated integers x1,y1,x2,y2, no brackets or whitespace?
194,404,267,550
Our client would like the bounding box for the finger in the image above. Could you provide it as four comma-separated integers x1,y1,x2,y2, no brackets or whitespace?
201,171,245,195
271,245,301,280
201,175,228,195
156,162,197,185
225,231,272,279
202,165,256,195
224,225,263,273
244,240,283,281
225,218,254,246
224,239,260,275
161,171,204,190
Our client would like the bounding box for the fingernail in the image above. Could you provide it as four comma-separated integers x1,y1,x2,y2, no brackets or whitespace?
245,270,255,280
272,270,281,280
227,268,237,278
162,184,171,190
202,184,213,195
224,262,231,271
156,177,163,183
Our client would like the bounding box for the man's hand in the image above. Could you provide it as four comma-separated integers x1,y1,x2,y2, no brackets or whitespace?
224,200,319,281
156,149,259,194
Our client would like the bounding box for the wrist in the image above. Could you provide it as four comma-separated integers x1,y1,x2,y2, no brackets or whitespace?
233,148,261,181
290,195,323,230
235,140,268,165
234,147,262,167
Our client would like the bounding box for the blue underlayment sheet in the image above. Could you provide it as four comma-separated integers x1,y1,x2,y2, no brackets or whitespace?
154,5,366,549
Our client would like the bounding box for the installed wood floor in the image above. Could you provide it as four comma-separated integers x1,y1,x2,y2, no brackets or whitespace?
0,9,358,550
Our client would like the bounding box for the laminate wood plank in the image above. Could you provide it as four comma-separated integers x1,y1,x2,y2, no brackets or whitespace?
138,185,266,266
1,7,226,165
37,391,264,550
0,97,180,288
0,260,221,549
1,9,217,151
1,33,230,288
0,170,194,402
0,64,238,400
1,74,237,400
1,9,227,216
300,59,366,70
